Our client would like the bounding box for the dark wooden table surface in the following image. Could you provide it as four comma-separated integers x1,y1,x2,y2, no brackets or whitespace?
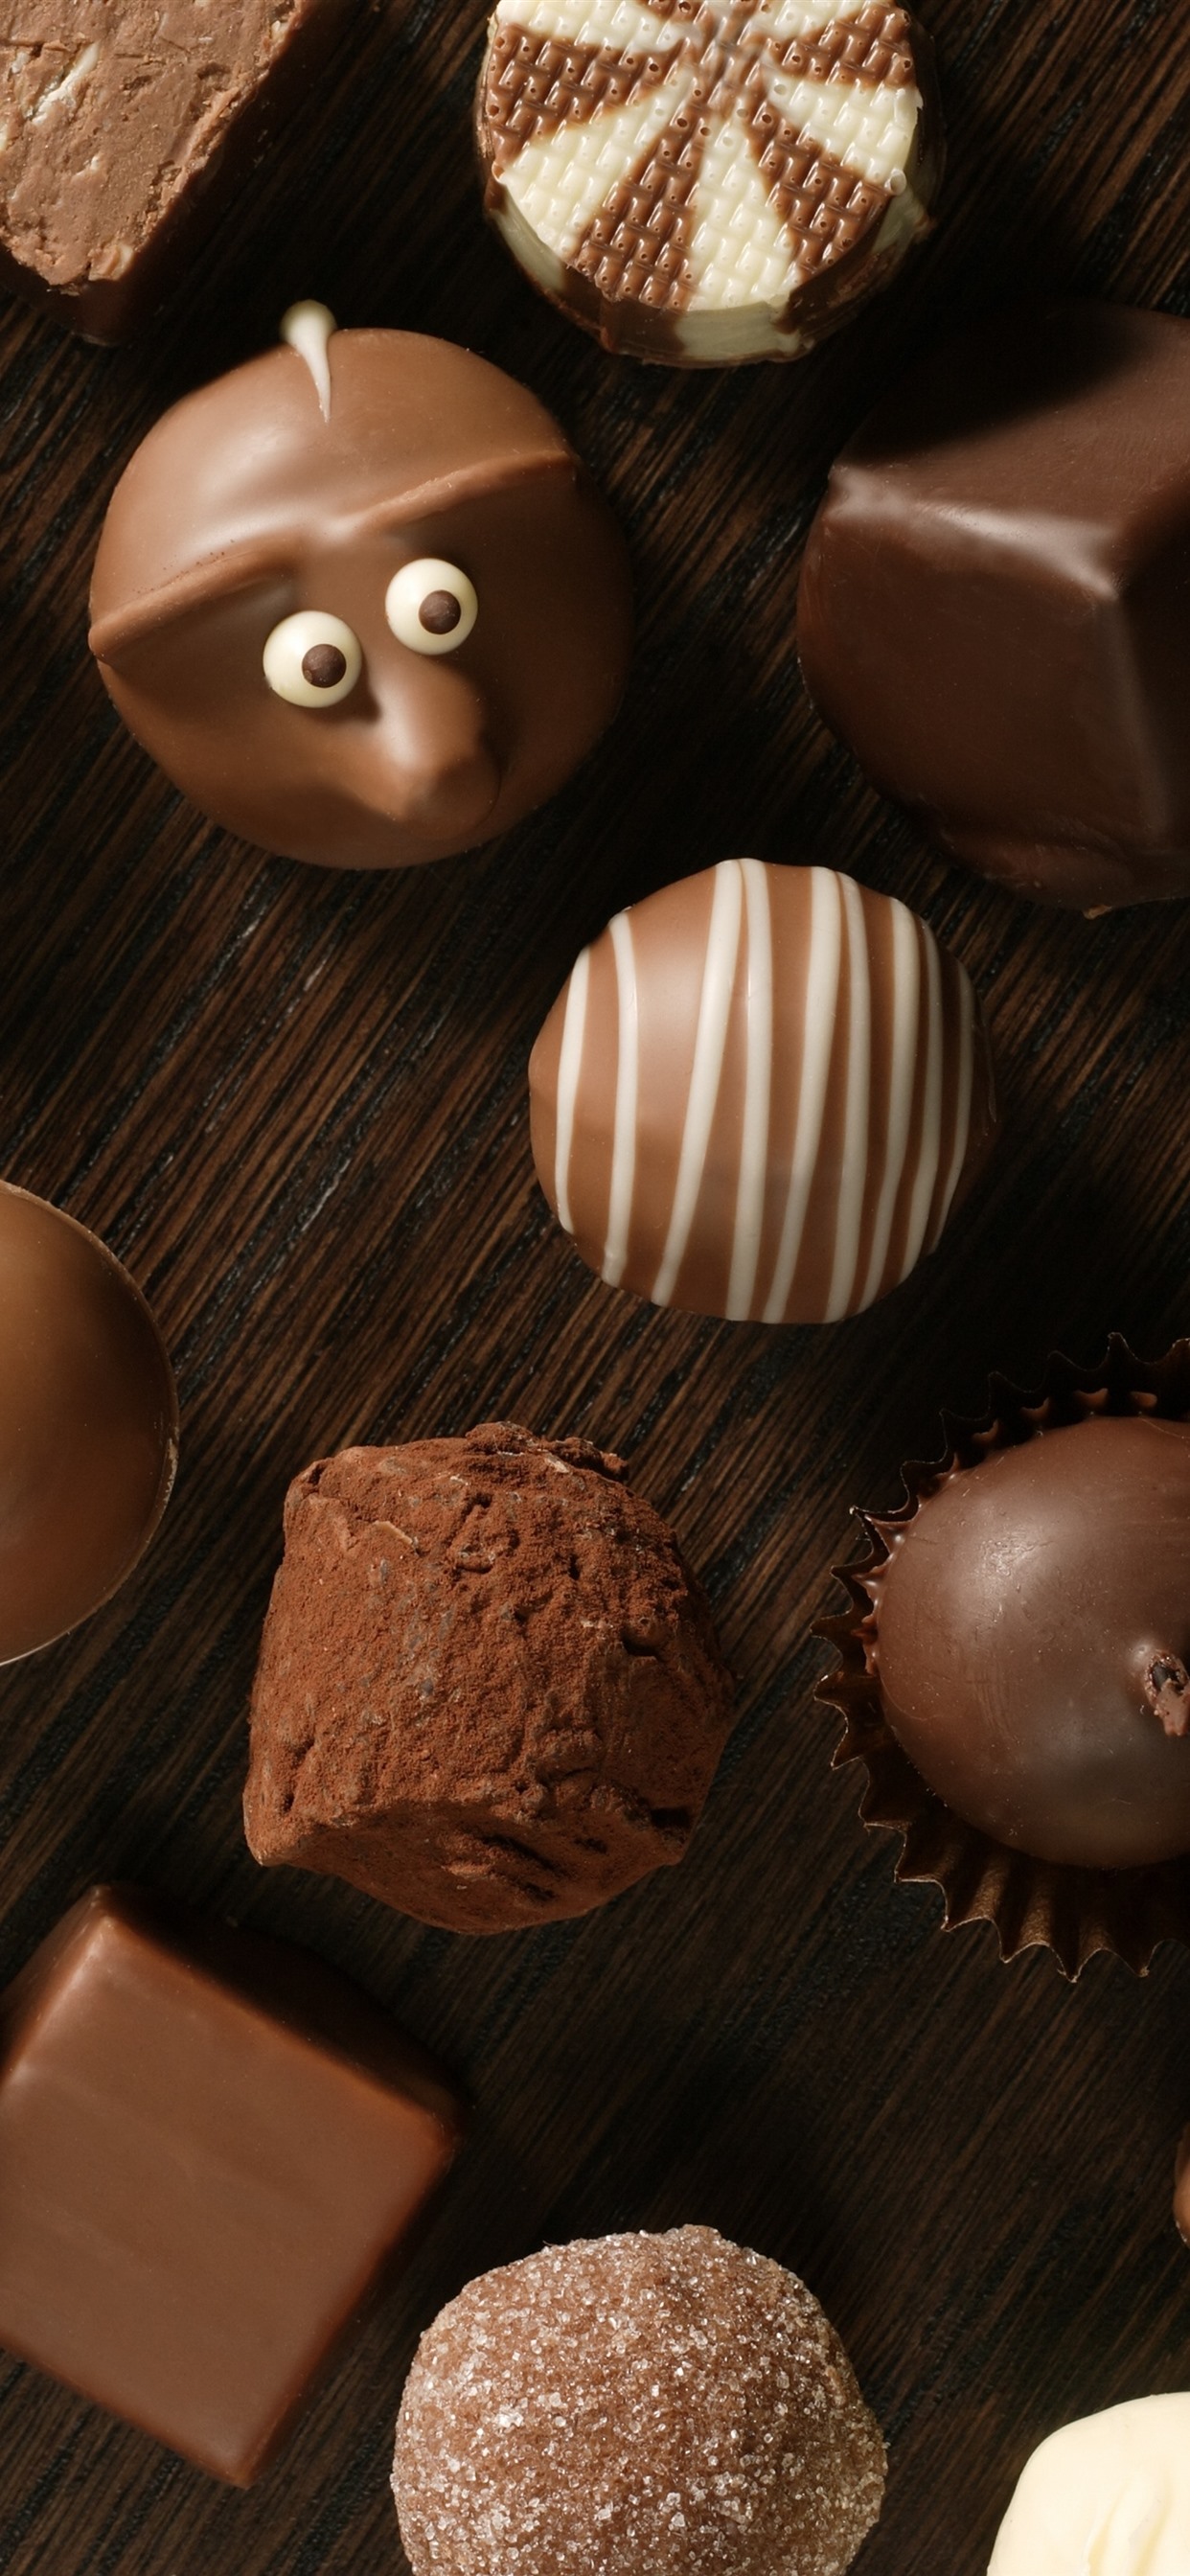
3,1,1190,2568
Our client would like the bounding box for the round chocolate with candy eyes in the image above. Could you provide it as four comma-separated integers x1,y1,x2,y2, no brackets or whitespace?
89,309,632,871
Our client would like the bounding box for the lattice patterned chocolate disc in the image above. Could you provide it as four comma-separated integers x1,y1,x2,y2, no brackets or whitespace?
477,0,943,363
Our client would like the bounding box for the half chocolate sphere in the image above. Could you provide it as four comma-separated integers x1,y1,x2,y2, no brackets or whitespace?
0,1184,177,1661
870,1412,1190,1869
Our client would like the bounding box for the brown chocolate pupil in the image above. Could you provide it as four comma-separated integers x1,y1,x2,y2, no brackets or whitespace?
419,589,463,636
302,641,348,688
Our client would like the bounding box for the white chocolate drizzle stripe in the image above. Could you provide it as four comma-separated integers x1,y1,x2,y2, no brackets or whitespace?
763,864,842,1323
652,860,744,1307
928,965,975,1251
726,858,773,1321
898,918,944,1282
824,871,872,1323
553,944,590,1236
602,911,639,1287
857,892,920,1313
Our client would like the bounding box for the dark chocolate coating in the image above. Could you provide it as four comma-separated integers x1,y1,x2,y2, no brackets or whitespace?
1177,2125,1190,2246
0,1886,462,2482
0,1183,177,1662
870,1414,1190,1868
798,302,1190,909
89,330,632,869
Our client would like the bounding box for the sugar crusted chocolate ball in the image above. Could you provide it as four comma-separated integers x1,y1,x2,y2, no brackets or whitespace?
0,1183,177,1662
867,1413,1190,1869
243,1423,733,1932
798,301,1190,909
89,309,631,871
392,2225,885,2576
530,861,996,1324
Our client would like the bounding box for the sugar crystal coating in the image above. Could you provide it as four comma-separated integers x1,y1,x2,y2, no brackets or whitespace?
392,2224,885,2574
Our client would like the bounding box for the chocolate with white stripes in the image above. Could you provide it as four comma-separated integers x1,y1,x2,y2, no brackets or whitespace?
476,0,943,364
529,861,996,1325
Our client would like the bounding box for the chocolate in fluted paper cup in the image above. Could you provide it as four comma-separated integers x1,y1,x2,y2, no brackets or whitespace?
815,1337,1190,1979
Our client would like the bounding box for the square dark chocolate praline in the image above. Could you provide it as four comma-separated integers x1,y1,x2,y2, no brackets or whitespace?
0,1886,463,2484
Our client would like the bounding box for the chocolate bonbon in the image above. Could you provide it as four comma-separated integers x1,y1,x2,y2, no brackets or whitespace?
1176,2126,1190,2247
476,0,942,365
89,307,632,868
0,1886,462,2483
0,1,358,341
818,1342,1190,1972
0,1181,177,1662
393,2225,885,2576
864,1412,1190,1870
530,860,995,1324
987,2396,1190,2573
798,300,1190,908
244,1422,734,1932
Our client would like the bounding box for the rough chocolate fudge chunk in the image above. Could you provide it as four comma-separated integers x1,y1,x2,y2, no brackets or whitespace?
0,0,359,340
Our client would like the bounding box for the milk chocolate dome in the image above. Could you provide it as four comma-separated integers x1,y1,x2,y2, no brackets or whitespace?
90,308,631,870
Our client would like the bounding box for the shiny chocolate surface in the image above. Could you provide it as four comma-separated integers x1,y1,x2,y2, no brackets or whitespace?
0,1184,177,1662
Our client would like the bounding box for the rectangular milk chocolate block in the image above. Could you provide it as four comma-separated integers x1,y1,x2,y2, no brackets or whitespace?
0,0,359,342
0,1885,463,2483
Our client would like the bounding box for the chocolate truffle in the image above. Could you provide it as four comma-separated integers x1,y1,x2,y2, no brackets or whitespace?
530,860,996,1324
243,1422,734,1932
0,1885,462,2483
0,0,358,341
868,1413,1190,1869
392,2225,885,2576
477,0,942,365
798,301,1190,908
89,307,632,869
1176,2126,1190,2247
0,1181,177,1662
988,2396,1190,2574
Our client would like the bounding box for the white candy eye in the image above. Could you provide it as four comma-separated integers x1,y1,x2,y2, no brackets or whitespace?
263,610,362,707
385,559,478,656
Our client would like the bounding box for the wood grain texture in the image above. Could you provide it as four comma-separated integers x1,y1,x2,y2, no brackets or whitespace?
2,1,1190,2568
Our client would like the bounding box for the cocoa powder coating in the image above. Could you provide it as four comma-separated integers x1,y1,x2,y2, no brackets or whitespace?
243,1424,734,1933
391,2225,886,2576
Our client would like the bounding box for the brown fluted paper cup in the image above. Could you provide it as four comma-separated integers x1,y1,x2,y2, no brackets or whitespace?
815,1336,1190,1979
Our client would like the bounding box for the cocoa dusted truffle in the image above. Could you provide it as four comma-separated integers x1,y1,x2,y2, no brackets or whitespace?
530,861,996,1324
0,1182,177,1662
798,301,1190,909
89,306,632,870
392,2225,886,2576
476,0,942,365
243,1424,734,1933
867,1413,1190,1869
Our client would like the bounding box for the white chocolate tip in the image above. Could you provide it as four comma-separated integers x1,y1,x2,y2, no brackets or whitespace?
280,301,337,420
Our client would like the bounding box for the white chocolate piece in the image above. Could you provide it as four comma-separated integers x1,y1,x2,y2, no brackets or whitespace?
385,560,479,656
478,0,939,363
988,2397,1190,2576
281,300,336,418
263,610,361,707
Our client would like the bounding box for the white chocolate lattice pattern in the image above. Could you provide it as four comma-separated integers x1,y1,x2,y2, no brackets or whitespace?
479,0,938,358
